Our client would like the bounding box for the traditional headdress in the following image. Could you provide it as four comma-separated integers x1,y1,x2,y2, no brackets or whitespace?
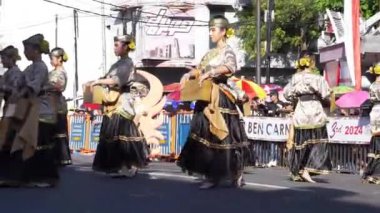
295,51,316,71
369,62,380,75
0,45,21,61
22,34,50,54
209,16,235,38
114,34,136,51
51,47,68,62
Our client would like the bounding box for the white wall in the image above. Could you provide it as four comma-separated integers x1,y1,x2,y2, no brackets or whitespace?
0,0,117,107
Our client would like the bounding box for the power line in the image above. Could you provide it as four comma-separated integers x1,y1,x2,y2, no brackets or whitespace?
42,0,254,27
42,0,211,26
42,0,120,20
89,0,210,24
0,14,73,33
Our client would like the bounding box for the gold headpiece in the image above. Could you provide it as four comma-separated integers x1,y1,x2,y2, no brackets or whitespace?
210,17,235,38
209,18,230,28
369,63,380,75
114,34,135,50
51,48,68,62
295,56,312,69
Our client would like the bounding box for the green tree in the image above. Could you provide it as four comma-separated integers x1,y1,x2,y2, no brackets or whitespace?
237,0,380,60
315,0,380,19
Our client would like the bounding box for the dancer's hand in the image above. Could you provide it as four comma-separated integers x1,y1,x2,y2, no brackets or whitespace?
180,73,191,90
185,66,197,73
90,80,99,87
199,72,211,86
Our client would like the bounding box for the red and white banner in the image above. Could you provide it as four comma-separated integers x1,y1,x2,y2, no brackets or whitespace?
343,0,361,89
244,116,372,144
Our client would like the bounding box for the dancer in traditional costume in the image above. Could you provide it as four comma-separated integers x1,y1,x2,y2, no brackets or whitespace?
7,34,59,187
48,47,71,166
91,35,149,178
0,46,24,186
177,15,250,189
363,62,380,184
284,53,332,183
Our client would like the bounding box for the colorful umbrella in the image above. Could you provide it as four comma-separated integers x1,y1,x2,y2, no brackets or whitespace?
336,90,369,108
332,85,355,95
231,77,267,99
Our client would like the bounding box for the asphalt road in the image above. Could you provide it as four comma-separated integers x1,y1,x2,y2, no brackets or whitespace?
0,154,379,213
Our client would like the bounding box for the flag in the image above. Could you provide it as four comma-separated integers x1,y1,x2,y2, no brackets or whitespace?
344,0,361,90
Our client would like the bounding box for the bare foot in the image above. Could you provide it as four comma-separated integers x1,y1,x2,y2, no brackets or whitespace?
233,175,246,188
301,171,316,183
199,181,216,190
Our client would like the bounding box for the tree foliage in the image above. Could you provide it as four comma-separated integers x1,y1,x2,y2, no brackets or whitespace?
237,0,380,60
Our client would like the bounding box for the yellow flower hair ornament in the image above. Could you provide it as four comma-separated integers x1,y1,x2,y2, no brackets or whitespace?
63,52,69,62
369,64,380,75
128,40,136,51
299,57,311,67
369,66,374,74
226,28,235,38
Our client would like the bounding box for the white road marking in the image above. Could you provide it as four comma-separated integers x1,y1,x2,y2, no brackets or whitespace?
145,172,309,191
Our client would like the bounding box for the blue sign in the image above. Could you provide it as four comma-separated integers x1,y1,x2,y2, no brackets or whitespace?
69,115,86,151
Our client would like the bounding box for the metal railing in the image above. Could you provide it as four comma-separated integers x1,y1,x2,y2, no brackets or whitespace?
67,112,371,173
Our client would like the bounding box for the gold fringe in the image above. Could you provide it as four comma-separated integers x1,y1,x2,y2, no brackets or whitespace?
367,153,380,159
290,174,304,182
294,139,329,150
61,160,72,164
303,168,330,175
54,134,67,138
190,133,249,150
219,107,239,115
367,176,380,184
114,136,145,142
36,144,55,151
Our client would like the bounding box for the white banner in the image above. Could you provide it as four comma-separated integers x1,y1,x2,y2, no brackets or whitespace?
244,117,292,142
244,116,372,144
326,117,371,144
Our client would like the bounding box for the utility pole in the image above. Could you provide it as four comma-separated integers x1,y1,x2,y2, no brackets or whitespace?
265,0,274,84
101,0,107,75
55,14,58,47
73,9,79,108
256,0,261,84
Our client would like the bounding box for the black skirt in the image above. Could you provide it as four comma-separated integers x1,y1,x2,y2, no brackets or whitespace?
0,118,19,182
53,113,72,166
92,115,110,172
363,136,380,184
10,122,59,184
177,90,250,181
288,126,332,176
92,113,148,173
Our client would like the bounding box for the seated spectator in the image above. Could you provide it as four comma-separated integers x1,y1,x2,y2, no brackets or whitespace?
251,97,267,116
